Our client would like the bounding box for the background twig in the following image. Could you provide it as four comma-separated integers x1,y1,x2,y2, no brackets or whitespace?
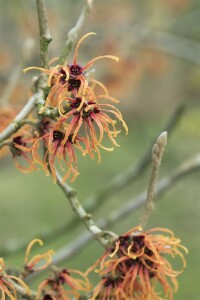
0,92,42,143
58,0,94,65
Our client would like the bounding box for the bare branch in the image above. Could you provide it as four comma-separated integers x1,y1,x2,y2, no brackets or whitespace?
0,92,43,143
58,0,94,65
36,0,52,68
139,131,168,228
56,171,117,248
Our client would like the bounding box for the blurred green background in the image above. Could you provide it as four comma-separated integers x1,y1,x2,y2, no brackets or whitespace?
0,0,200,299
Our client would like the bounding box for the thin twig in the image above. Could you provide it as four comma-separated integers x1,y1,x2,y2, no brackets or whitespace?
58,0,94,65
139,131,168,228
0,92,43,143
36,0,52,68
142,29,200,65
56,171,117,248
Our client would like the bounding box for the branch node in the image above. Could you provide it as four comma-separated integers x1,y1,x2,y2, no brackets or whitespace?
83,213,92,222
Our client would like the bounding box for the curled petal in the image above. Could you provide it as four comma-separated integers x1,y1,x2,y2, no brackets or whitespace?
24,239,43,264
82,55,119,72
73,32,96,65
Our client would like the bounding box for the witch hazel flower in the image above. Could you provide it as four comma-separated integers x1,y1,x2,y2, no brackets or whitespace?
22,33,128,182
32,121,93,183
87,227,188,300
57,91,128,157
23,32,119,112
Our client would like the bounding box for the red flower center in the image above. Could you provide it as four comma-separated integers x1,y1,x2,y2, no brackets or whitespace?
53,130,65,141
69,64,83,76
13,136,26,146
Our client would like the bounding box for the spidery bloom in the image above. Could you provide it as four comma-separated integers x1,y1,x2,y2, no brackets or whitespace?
32,120,93,182
0,258,30,300
87,227,188,300
23,32,128,182
23,32,119,111
36,268,91,300
57,95,127,152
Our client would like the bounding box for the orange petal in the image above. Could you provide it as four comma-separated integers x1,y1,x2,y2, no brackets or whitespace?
82,55,119,72
73,32,96,65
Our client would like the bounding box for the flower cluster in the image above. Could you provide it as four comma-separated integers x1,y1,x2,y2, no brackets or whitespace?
0,228,188,300
22,32,128,182
86,227,188,300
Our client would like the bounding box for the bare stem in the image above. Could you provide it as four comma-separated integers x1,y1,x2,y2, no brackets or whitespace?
0,92,43,143
56,171,117,248
58,0,94,65
139,131,168,228
36,0,52,68
141,28,200,65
